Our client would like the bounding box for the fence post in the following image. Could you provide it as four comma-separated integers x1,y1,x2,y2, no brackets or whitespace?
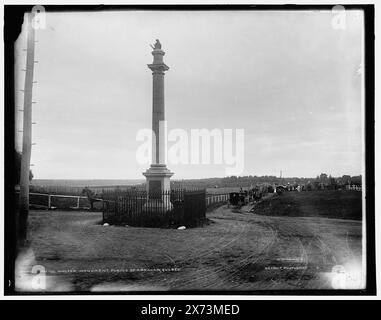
102,189,104,222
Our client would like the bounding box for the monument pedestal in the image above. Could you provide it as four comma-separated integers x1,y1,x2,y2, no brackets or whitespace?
143,164,174,211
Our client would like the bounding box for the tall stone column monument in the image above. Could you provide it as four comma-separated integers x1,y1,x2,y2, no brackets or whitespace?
143,39,173,207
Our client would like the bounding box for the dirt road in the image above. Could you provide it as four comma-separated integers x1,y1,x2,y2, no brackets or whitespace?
17,205,363,292
141,205,363,291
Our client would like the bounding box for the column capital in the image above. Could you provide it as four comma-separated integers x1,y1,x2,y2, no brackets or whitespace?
148,63,169,73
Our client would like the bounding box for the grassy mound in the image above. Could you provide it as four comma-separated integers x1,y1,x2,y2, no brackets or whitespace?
252,190,362,220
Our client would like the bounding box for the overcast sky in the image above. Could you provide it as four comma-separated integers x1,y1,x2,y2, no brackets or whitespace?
15,9,364,179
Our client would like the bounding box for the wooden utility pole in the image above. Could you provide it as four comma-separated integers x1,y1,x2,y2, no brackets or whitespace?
18,12,36,246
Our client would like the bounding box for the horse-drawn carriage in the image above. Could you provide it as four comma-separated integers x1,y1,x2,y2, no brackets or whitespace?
228,191,249,208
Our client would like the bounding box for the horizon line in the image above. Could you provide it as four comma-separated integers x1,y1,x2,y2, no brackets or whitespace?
31,174,362,181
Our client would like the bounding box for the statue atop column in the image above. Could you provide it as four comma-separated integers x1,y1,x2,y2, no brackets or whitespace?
150,39,162,50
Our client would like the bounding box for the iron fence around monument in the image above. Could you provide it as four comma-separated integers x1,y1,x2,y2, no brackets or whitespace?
102,188,207,228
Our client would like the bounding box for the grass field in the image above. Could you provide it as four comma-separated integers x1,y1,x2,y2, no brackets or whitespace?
16,190,364,292
252,190,362,220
